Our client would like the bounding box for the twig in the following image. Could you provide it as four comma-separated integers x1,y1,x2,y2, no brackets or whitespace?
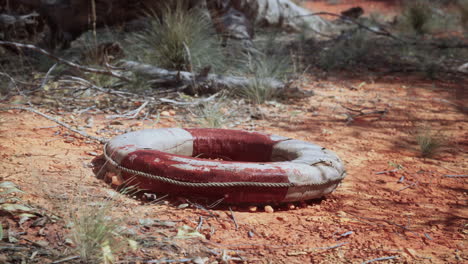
298,12,468,49
0,41,130,81
61,76,136,98
316,242,348,250
362,255,398,264
397,181,417,192
342,105,388,124
146,258,193,264
229,207,239,230
443,174,468,178
196,216,204,231
299,12,405,42
105,101,149,119
185,200,219,220
159,92,219,106
375,169,398,175
0,106,108,144
207,197,225,208
50,255,80,264
39,63,57,90
0,72,30,103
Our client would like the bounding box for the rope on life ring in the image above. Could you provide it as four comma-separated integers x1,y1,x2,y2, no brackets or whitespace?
94,128,346,203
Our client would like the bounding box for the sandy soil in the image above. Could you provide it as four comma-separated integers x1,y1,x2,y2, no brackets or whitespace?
1,1,467,263
1,70,467,263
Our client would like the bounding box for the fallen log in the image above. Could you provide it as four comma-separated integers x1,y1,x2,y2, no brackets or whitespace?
121,60,286,94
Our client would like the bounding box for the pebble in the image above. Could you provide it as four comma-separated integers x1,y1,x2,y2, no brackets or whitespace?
220,222,231,230
178,203,189,209
248,206,257,212
111,176,123,186
287,203,295,210
264,205,274,213
277,216,287,222
161,111,171,116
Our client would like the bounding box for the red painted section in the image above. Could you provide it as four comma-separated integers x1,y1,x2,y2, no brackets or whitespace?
127,176,289,203
120,149,290,184
186,128,277,162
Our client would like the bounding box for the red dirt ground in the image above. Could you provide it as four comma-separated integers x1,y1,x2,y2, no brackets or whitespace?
1,1,467,264
1,73,466,263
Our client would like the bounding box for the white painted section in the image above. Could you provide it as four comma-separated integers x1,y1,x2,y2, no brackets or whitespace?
284,182,340,202
272,139,346,200
269,134,290,141
106,128,193,163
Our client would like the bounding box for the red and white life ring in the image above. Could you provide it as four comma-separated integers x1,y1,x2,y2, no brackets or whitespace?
94,128,346,203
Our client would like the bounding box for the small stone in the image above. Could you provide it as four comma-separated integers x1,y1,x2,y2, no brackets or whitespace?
111,176,123,186
287,203,295,210
64,138,75,143
161,111,171,116
220,222,231,230
248,230,255,238
248,206,257,212
178,203,189,209
193,256,208,264
277,216,287,222
264,205,274,213
64,238,74,246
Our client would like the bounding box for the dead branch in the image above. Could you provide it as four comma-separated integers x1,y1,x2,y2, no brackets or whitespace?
0,41,130,82
362,255,399,264
0,106,108,144
159,93,220,106
341,105,388,124
229,207,239,231
300,12,468,49
443,174,468,178
0,12,38,26
375,169,399,175
301,11,405,42
38,63,57,90
121,60,286,93
105,101,149,119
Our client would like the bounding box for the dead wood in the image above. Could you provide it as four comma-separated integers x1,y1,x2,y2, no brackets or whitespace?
0,106,108,144
121,60,286,94
0,12,38,27
0,41,129,81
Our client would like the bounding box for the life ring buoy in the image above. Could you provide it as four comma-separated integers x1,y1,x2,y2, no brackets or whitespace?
93,128,346,203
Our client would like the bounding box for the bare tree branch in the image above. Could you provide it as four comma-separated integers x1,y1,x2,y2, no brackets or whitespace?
0,41,130,81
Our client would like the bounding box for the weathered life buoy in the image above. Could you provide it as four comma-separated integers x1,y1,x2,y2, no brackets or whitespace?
93,128,346,203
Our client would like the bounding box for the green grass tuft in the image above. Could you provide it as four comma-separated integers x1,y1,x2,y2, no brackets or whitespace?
236,52,292,104
416,129,446,158
195,98,230,128
67,190,136,263
133,2,225,72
